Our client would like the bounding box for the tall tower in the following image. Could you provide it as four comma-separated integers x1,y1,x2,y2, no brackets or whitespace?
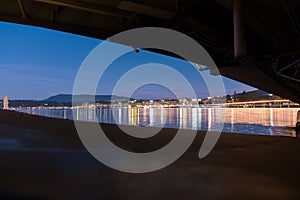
3,96,9,110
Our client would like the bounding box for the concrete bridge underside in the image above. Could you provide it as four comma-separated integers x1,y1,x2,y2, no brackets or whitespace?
0,0,300,102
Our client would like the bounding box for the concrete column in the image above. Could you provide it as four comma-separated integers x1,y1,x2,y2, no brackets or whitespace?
233,0,246,58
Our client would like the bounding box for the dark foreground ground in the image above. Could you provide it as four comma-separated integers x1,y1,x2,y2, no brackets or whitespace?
0,109,299,199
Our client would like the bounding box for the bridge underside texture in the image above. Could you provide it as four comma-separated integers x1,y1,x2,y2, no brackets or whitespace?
1,0,300,102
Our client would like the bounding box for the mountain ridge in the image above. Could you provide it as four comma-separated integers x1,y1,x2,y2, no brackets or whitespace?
43,94,130,103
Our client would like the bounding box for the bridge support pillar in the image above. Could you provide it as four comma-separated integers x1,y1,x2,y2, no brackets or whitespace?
297,110,300,137
233,0,246,58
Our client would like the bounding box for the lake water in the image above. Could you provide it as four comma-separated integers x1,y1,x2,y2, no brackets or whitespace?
14,107,299,137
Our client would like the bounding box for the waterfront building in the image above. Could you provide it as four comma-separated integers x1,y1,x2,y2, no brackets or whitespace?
3,96,9,110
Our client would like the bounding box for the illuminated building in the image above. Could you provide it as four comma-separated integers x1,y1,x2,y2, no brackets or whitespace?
3,96,8,110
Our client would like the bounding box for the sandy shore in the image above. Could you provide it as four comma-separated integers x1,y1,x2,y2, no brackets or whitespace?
0,109,299,199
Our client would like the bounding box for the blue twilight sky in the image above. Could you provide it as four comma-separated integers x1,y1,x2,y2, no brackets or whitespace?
0,21,256,100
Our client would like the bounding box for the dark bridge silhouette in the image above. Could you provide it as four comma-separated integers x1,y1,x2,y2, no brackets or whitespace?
1,0,299,102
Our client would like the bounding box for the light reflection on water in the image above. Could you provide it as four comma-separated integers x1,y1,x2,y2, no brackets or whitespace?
14,107,299,137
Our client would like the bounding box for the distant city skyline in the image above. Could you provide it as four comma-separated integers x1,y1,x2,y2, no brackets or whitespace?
0,21,256,100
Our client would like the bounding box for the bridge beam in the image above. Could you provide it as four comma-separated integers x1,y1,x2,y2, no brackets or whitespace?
219,64,300,103
17,0,27,19
34,0,134,19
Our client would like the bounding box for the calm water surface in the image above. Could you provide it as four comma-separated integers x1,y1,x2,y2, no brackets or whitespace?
14,107,298,137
